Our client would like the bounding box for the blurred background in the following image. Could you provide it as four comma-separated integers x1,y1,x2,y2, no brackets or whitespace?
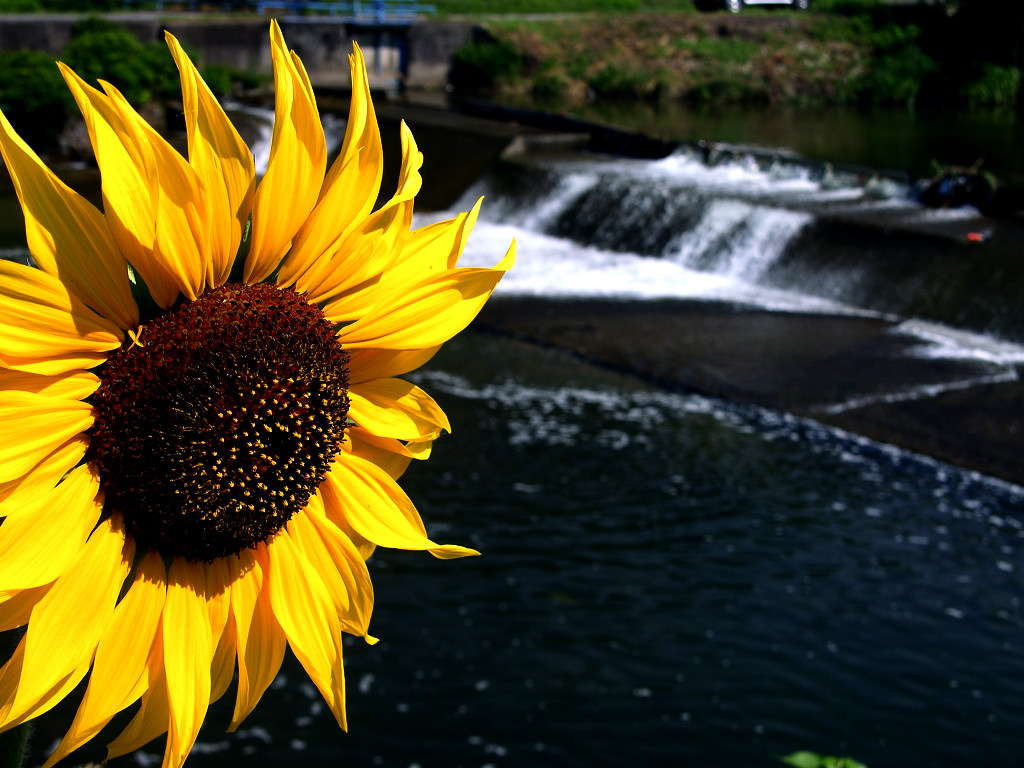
3,1,1024,766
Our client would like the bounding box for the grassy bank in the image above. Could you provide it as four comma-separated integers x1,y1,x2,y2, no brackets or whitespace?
446,1,1022,112
457,13,869,107
0,1,1019,155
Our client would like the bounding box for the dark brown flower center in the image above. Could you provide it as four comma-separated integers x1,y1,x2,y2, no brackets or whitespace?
87,283,350,562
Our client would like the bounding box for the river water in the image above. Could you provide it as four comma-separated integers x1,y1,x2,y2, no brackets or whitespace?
96,331,1024,768
559,101,1024,188
6,106,1024,767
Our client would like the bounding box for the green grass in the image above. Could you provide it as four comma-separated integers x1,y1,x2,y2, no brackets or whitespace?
674,36,763,63
431,0,693,15
429,0,901,15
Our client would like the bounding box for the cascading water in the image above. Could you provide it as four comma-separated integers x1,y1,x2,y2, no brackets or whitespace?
669,199,812,280
443,144,1024,352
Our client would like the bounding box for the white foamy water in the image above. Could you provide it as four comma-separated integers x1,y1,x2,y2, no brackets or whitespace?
893,320,1024,365
667,199,813,280
450,220,863,315
422,150,835,310
418,145,1024,370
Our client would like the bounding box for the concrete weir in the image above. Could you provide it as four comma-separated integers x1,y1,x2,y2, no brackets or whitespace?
0,12,472,91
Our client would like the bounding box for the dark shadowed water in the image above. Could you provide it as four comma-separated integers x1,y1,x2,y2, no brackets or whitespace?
87,332,1023,768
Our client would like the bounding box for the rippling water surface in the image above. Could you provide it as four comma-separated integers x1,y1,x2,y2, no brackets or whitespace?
102,332,1024,768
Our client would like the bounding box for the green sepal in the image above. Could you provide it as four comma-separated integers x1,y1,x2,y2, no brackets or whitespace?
127,262,163,325
227,214,253,285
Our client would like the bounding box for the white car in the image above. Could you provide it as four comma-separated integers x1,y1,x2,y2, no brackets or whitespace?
696,0,810,11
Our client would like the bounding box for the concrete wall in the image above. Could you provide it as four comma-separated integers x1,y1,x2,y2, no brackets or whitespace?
0,13,472,90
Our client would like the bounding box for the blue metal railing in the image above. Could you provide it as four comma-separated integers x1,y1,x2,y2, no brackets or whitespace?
119,0,435,21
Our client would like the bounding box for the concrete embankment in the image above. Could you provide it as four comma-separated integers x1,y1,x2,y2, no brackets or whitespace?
475,297,1024,486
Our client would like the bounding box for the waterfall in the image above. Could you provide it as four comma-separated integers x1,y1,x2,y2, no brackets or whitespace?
449,148,825,312
443,144,1024,345
668,199,812,281
463,148,822,280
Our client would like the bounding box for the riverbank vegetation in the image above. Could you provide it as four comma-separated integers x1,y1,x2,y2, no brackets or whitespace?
0,15,259,152
0,0,1019,152
448,0,1022,113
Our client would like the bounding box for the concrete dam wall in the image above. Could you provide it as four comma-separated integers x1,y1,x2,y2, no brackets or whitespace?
0,13,472,90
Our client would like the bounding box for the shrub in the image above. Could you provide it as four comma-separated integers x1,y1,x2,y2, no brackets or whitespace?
0,0,43,11
531,61,569,101
449,38,524,91
140,39,190,102
961,63,1021,107
62,20,155,106
0,49,72,150
200,64,237,99
432,0,642,12
61,17,201,107
587,62,650,100
40,0,119,8
858,23,938,106
0,16,259,154
812,0,886,15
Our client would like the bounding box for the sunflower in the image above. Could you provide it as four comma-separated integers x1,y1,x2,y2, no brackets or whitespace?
0,21,513,767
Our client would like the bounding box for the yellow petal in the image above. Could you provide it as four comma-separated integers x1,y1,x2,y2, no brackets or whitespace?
368,120,423,244
210,615,237,705
306,498,376,639
392,197,482,279
314,447,380,561
278,42,382,288
0,640,90,733
0,108,137,329
346,424,427,474
105,639,170,761
0,464,102,589
0,259,122,374
162,558,213,768
345,424,427,474
227,548,285,732
244,21,327,284
0,369,100,401
0,515,132,730
295,220,400,311
203,556,232,650
290,496,374,639
323,452,478,559
262,528,347,729
0,390,93,485
204,558,236,704
333,241,515,350
41,551,166,768
60,65,207,308
405,439,434,459
294,120,422,305
348,378,450,441
166,32,255,288
0,585,49,633
0,436,88,521
347,346,440,385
